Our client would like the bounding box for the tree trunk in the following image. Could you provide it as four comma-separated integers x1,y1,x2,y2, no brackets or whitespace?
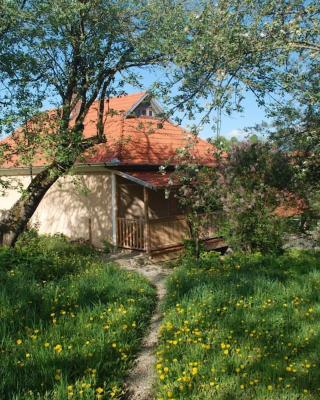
0,162,70,247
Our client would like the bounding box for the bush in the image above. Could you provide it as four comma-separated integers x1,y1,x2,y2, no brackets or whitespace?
183,239,205,258
102,239,114,255
219,198,286,255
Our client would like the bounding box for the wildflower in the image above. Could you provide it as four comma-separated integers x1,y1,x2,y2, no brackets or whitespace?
54,344,62,353
267,385,273,391
16,339,23,345
192,367,198,375
96,387,104,394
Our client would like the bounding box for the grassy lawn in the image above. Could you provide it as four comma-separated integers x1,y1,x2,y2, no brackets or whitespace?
156,250,320,400
0,234,156,400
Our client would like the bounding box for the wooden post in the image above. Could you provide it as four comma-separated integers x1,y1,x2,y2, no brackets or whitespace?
144,187,151,255
111,173,118,248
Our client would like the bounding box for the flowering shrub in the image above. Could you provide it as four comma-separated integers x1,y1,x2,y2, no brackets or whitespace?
0,234,156,399
173,141,294,255
217,142,293,254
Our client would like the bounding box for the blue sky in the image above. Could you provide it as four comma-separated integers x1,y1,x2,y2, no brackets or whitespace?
216,92,267,141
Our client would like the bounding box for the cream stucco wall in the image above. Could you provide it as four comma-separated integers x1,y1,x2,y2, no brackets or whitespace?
0,172,113,247
0,176,32,211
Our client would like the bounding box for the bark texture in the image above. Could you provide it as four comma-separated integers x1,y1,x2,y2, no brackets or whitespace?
0,162,68,246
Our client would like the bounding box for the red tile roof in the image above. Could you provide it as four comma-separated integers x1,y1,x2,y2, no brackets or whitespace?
115,171,177,189
1,92,215,168
274,193,306,217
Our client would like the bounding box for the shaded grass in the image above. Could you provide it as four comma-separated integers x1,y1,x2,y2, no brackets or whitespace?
155,250,320,400
0,234,157,399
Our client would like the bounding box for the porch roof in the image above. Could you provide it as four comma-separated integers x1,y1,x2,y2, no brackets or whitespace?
114,170,177,190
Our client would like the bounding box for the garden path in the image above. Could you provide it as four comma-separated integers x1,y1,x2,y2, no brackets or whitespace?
110,253,171,400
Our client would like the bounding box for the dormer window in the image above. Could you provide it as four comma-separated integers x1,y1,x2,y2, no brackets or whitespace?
125,94,163,119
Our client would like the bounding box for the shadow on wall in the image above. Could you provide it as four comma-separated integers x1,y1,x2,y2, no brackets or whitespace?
32,173,113,247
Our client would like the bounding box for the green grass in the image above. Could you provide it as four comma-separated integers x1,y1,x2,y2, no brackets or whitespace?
155,250,320,400
0,234,157,400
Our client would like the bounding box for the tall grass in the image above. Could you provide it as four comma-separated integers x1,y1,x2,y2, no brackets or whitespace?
0,234,156,399
156,250,320,400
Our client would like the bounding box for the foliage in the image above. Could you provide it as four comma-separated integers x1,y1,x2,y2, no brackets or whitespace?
172,141,294,255
183,239,205,259
218,142,294,254
208,134,261,152
102,239,114,255
0,234,156,399
169,136,222,257
156,250,320,399
155,0,320,131
0,0,188,245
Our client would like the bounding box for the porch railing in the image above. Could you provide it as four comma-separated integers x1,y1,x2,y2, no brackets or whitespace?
117,217,145,250
117,212,219,252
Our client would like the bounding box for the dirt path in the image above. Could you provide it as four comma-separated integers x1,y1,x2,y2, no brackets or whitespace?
112,254,171,400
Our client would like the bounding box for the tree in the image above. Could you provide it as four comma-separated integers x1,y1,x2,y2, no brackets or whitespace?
166,0,319,246
169,137,222,258
253,54,320,229
218,142,295,253
172,141,295,255
1,0,319,246
155,0,319,131
0,0,187,246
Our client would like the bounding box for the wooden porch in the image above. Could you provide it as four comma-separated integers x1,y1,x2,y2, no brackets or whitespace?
116,212,221,254
113,173,223,255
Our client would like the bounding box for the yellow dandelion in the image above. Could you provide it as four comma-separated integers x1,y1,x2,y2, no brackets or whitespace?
16,339,23,345
192,367,198,375
54,344,62,353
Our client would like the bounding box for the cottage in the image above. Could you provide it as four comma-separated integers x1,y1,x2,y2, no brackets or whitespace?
0,92,222,255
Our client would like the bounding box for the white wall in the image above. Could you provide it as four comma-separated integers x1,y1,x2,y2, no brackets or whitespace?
0,172,113,247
